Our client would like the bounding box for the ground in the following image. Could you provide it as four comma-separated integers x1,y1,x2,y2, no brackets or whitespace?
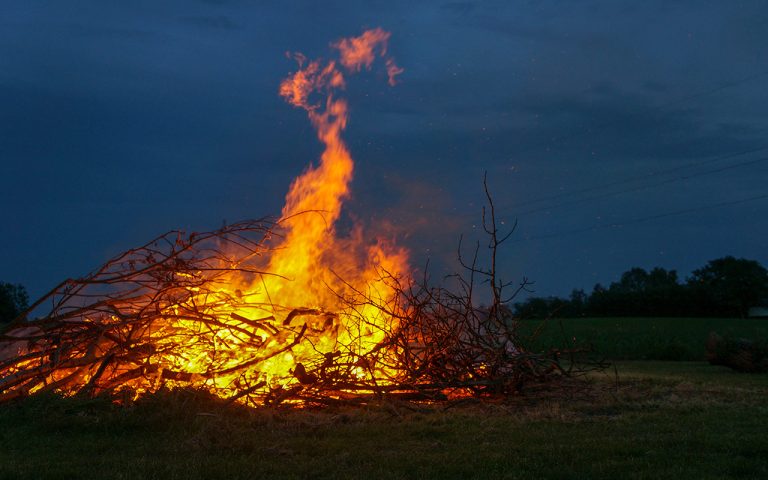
1,318,767,479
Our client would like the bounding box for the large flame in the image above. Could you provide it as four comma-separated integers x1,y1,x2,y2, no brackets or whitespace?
172,28,409,397
0,29,409,405
245,29,409,388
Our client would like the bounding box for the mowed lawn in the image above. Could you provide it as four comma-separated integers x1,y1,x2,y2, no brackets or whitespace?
520,316,768,361
1,317,767,479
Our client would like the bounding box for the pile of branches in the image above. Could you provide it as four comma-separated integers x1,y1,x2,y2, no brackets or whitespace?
0,188,606,407
380,177,607,400
0,219,287,404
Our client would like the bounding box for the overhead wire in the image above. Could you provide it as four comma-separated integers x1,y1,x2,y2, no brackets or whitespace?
384,69,768,238
506,145,768,209
513,193,768,243
479,70,768,234
508,152,768,217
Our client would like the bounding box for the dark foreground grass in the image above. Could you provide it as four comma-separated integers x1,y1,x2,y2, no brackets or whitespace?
1,362,767,480
521,317,768,361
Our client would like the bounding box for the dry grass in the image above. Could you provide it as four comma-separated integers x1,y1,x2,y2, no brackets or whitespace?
1,361,766,479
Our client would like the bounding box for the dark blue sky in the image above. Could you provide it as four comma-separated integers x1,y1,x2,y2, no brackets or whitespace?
2,1,767,301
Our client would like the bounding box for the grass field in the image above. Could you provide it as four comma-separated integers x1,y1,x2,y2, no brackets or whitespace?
1,361,767,479
520,317,768,361
2,318,767,479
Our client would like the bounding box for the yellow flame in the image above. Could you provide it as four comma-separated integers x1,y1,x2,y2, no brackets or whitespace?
3,29,409,405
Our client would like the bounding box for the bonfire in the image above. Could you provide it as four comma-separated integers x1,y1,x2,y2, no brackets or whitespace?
0,29,598,407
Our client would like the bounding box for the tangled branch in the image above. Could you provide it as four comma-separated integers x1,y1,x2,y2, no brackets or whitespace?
1,197,606,407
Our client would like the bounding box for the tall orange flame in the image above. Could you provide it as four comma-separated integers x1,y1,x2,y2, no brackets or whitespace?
212,28,408,396
220,28,410,396
0,29,410,405
271,28,407,311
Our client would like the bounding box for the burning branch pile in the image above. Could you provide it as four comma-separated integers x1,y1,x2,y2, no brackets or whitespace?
0,214,601,407
0,219,406,405
0,29,604,407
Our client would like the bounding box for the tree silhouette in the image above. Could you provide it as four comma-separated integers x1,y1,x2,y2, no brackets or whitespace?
688,256,768,318
514,258,767,318
0,282,28,323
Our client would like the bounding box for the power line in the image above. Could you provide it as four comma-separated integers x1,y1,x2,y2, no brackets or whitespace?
654,69,768,111
506,145,768,209
513,192,768,243
508,153,768,217
448,72,768,217
408,70,768,215
406,149,768,222
383,72,768,226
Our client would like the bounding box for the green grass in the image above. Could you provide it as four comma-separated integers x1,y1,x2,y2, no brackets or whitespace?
2,318,767,478
1,361,767,479
521,317,768,361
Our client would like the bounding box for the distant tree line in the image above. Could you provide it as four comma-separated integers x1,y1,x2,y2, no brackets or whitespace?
0,282,29,324
514,256,768,319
